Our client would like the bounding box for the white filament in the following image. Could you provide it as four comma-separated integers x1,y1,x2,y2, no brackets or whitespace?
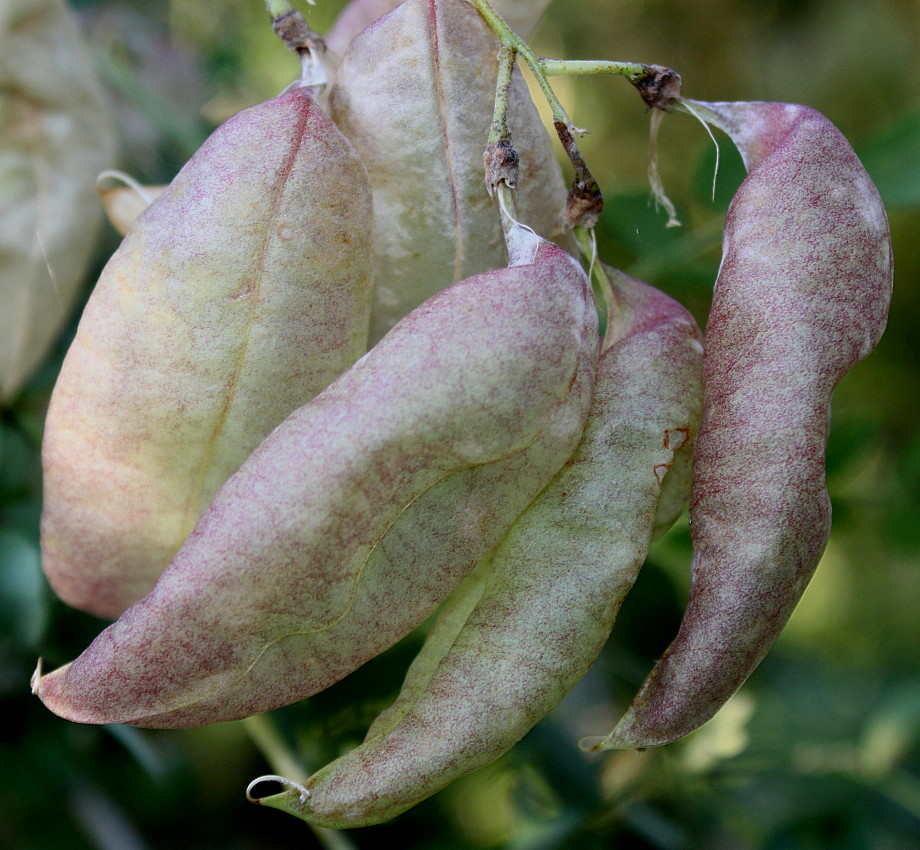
246,774,311,805
681,99,721,202
648,109,681,228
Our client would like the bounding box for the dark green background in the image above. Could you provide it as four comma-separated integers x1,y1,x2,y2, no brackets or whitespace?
2,1,919,847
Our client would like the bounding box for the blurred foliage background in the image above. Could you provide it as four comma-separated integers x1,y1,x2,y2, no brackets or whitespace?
2,0,919,847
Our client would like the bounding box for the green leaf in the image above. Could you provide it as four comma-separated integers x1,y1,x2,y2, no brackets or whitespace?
0,529,48,649
856,110,920,209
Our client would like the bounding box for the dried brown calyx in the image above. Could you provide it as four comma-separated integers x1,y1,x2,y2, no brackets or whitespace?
271,8,326,56
555,122,603,230
633,64,682,111
483,139,520,195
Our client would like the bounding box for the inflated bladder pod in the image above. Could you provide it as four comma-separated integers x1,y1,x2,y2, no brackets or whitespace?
40,89,373,619
35,241,598,729
329,0,567,345
256,270,702,828
325,0,554,56
0,0,115,402
603,101,892,749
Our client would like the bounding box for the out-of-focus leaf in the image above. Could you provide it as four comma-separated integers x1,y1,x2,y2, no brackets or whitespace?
860,683,920,780
104,725,172,784
856,110,920,209
0,529,47,649
0,0,117,402
690,137,747,211
0,421,33,496
600,192,688,258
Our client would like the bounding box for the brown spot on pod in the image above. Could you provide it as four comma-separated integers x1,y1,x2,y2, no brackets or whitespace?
664,427,689,451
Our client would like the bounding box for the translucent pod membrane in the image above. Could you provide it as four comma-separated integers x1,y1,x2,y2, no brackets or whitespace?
602,101,893,750
35,240,598,730
253,268,703,829
41,89,373,619
329,0,567,346
324,0,555,57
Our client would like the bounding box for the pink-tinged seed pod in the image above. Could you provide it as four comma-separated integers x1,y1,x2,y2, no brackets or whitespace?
324,0,400,56
599,266,701,544
40,88,373,620
0,0,116,403
34,239,598,729
252,267,701,828
601,101,893,750
329,0,567,345
325,0,554,57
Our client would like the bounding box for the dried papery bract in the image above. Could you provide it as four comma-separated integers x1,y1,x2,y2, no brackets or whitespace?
34,240,598,729
329,0,566,345
253,265,702,828
97,173,167,237
601,101,893,750
0,0,115,402
325,0,554,56
40,89,373,619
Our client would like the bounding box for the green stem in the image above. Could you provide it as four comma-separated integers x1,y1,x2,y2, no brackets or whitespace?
467,0,570,125
470,0,682,229
265,0,295,17
469,0,604,228
484,45,520,194
541,59,647,80
243,716,357,850
243,714,307,783
488,44,517,148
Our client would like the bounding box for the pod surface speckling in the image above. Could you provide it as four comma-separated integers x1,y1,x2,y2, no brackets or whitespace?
40,88,373,619
329,0,567,344
256,268,702,828
0,0,115,402
604,101,893,749
35,241,598,729
325,0,554,56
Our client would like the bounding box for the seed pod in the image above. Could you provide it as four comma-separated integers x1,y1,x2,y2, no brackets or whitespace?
0,0,115,403
40,88,373,619
329,0,566,345
598,265,700,543
325,0,554,56
324,0,400,56
601,101,893,749
34,239,598,729
252,269,701,828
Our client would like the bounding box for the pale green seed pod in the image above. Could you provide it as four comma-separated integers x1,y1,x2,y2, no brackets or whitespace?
40,88,373,619
252,268,702,828
602,101,893,750
0,0,116,402
329,0,567,345
325,0,554,56
602,265,700,542
34,239,598,729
